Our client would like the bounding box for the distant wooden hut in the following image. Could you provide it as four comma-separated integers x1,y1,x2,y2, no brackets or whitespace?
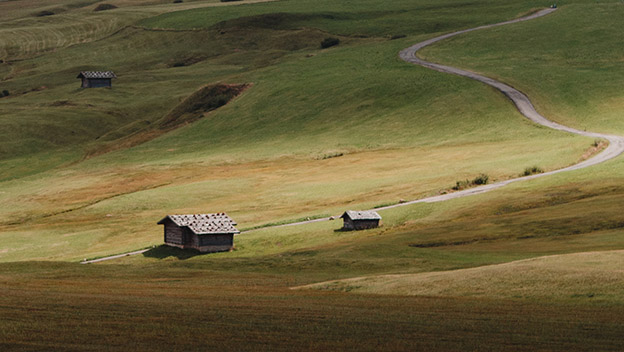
77,71,116,88
340,210,381,231
157,213,240,253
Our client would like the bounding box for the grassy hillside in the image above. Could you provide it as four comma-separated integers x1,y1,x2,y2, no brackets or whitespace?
420,2,624,134
0,0,599,261
2,0,624,349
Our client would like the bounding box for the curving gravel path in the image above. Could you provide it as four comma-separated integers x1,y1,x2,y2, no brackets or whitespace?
84,8,624,263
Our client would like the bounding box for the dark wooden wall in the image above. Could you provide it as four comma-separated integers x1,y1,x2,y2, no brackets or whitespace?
164,222,183,245
82,78,112,88
353,219,379,230
199,234,233,247
342,219,379,231
342,218,355,230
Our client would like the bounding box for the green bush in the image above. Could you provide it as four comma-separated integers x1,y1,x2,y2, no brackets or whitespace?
321,37,340,49
522,166,544,176
452,174,489,191
173,0,183,3
472,173,489,185
2,90,9,97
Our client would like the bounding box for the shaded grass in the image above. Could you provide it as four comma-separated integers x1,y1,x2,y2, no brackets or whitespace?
140,0,550,38
1,262,624,351
84,83,249,157
302,250,624,304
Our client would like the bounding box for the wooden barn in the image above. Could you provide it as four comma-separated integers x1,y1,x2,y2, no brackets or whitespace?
157,213,240,253
340,210,382,231
77,71,116,88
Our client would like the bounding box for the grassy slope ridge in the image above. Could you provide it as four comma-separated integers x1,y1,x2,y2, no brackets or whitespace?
301,250,624,303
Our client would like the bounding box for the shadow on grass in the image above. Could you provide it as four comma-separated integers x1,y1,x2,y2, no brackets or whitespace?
142,245,202,260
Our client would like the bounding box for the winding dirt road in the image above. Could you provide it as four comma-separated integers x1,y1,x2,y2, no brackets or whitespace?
382,8,624,209
84,7,624,263
271,7,624,222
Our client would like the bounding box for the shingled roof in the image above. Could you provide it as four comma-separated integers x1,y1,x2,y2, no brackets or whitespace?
157,213,240,235
340,210,382,221
77,71,116,79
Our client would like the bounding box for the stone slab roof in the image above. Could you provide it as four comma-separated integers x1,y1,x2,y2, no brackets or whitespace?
340,210,382,221
77,71,116,79
158,213,240,235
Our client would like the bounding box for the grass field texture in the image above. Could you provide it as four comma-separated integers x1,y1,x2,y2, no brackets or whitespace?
1,0,624,350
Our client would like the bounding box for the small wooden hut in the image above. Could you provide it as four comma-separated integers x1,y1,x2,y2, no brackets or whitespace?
340,210,381,231
157,213,239,253
77,71,116,88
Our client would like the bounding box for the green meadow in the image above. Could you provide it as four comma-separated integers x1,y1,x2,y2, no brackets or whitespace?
1,0,624,350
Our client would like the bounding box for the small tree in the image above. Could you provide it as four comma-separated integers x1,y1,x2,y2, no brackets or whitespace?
2,90,9,97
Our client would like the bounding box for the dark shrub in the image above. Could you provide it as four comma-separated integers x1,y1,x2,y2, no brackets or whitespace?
472,173,489,185
522,166,544,176
173,0,183,3
451,174,489,191
35,10,55,17
2,90,10,97
94,4,117,11
452,180,469,191
390,34,406,40
321,37,340,49
220,0,242,2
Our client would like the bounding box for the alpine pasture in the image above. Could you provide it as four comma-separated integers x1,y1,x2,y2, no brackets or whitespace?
1,0,624,350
